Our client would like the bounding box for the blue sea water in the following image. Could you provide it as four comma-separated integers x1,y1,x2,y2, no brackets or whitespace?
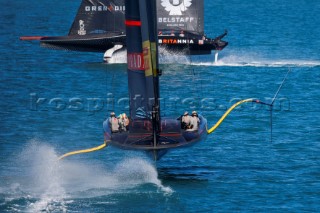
1,0,320,212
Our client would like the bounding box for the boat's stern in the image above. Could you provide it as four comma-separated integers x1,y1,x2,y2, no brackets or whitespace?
103,115,207,160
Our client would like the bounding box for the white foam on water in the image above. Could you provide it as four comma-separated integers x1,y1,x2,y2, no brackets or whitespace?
55,155,173,197
113,158,173,195
102,47,320,67
159,48,191,64
187,52,320,67
7,139,172,212
104,47,191,65
17,140,68,212
214,55,320,67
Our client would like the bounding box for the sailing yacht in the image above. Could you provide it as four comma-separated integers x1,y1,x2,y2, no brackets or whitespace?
103,0,207,160
20,0,228,62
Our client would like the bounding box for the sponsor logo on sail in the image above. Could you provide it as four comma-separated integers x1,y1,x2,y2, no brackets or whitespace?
84,5,125,12
158,17,194,23
143,47,150,71
78,20,86,35
127,53,144,71
160,0,192,16
158,0,195,28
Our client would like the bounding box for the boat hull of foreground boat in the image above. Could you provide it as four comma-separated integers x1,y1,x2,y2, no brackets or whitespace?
103,115,207,160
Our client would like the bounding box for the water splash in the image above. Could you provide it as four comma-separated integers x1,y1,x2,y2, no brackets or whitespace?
104,47,191,65
213,54,320,67
18,140,68,212
104,48,320,67
114,158,173,194
3,140,172,212
159,48,191,64
186,51,320,67
56,155,173,196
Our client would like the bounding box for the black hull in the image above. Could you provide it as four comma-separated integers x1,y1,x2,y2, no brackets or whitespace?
158,30,228,54
39,33,126,52
38,32,227,55
158,35,228,55
103,116,207,160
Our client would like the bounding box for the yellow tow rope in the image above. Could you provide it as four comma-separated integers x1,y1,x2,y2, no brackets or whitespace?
58,140,110,160
207,99,258,134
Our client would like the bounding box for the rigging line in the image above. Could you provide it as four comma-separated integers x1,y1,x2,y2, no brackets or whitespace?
271,68,291,106
105,58,108,103
268,68,291,141
191,65,200,98
111,73,115,111
270,106,273,142
58,140,110,160
88,0,95,6
206,99,269,134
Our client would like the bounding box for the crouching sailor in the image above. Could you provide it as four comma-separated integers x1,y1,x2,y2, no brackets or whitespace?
109,112,120,133
186,111,200,132
122,113,130,131
118,113,130,132
181,111,191,130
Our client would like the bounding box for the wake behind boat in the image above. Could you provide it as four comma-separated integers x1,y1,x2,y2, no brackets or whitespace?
20,0,228,62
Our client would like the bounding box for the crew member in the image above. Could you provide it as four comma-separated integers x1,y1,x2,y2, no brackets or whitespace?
117,114,124,131
109,112,120,133
181,111,191,130
122,113,130,131
187,111,200,131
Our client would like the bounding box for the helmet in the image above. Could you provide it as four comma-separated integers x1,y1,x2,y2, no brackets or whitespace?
192,111,197,116
184,111,189,116
110,112,115,117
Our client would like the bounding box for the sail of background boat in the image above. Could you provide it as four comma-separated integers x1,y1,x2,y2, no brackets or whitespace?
20,0,228,62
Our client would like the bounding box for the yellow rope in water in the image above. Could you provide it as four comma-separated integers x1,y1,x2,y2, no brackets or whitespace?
58,140,110,160
207,99,255,134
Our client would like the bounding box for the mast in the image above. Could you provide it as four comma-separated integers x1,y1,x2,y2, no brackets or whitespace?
125,0,160,145
125,0,147,120
139,0,161,146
